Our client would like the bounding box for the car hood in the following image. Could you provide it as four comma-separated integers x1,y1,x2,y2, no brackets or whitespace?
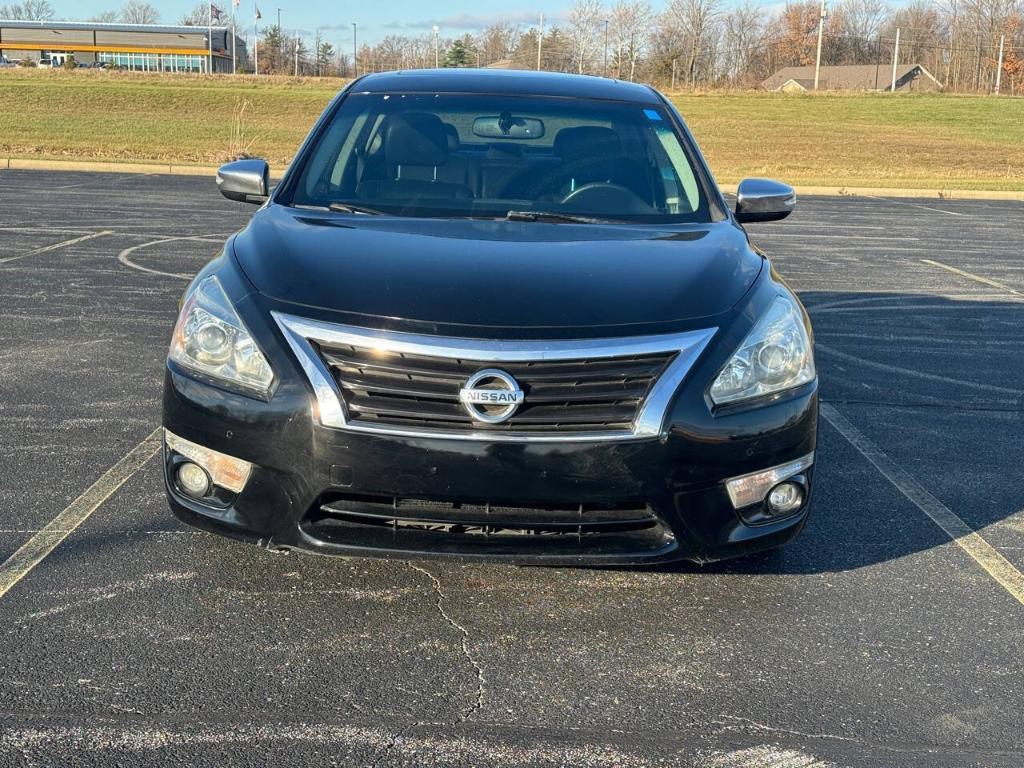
233,205,762,334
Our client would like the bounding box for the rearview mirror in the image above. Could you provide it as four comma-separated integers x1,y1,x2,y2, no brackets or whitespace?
217,159,270,204
735,178,796,223
472,115,545,140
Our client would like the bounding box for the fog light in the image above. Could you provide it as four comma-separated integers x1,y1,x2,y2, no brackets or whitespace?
725,452,814,509
177,461,211,498
767,481,804,515
165,429,252,493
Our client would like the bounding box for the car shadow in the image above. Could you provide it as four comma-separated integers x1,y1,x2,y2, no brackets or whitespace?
625,289,1024,576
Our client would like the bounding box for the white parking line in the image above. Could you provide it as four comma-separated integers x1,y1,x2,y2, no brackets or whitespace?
0,429,162,601
117,235,224,280
821,403,1024,606
862,195,967,216
920,258,1024,297
816,343,1024,396
0,231,114,264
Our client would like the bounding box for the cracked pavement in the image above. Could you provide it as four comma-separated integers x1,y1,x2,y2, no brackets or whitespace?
0,170,1023,767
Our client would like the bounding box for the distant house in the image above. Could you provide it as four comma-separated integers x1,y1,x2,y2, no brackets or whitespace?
762,64,943,92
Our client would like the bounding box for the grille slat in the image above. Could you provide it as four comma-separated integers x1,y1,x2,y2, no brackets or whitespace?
346,395,639,426
314,340,677,435
340,373,651,404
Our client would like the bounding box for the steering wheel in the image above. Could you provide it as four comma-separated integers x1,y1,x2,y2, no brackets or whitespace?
559,182,652,214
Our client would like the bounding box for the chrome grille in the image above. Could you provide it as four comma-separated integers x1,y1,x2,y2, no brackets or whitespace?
273,313,717,442
316,342,675,433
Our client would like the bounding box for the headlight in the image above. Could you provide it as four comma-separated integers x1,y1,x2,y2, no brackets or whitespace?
168,275,274,397
710,294,814,406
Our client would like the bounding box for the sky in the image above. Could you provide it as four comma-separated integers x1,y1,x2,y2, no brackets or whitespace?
51,0,572,46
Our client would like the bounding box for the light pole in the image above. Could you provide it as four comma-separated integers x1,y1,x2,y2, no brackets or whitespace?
890,27,900,92
603,19,609,77
433,25,439,68
994,34,1005,95
276,8,282,72
536,13,543,71
352,22,357,76
812,0,825,90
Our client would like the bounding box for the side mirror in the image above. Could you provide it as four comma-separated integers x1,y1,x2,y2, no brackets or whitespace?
217,159,270,204
735,178,796,223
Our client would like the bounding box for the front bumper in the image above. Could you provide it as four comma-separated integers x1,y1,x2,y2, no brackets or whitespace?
163,362,818,565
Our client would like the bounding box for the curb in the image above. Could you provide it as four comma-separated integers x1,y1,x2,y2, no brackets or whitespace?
717,183,1023,202
3,157,1021,200
3,157,288,179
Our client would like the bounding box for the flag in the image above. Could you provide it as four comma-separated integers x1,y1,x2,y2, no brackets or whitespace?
210,3,223,21
233,0,240,6
255,5,262,20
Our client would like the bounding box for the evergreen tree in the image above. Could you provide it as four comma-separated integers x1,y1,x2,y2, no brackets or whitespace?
316,41,335,76
444,37,473,68
259,24,284,73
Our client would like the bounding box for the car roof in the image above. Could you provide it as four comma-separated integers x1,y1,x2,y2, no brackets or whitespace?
350,69,663,105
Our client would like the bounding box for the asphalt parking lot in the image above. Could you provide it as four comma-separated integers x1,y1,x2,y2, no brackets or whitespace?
0,169,1022,767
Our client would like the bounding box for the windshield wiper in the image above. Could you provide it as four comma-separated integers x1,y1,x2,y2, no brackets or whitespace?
504,210,618,224
328,202,386,216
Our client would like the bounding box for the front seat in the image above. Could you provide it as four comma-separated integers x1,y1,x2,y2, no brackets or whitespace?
356,112,472,202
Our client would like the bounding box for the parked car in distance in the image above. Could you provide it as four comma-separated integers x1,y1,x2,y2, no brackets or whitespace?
163,69,817,566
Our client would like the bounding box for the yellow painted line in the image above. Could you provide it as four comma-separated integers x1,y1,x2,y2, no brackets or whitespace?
0,230,113,264
821,403,1024,606
0,428,162,601
920,258,1024,298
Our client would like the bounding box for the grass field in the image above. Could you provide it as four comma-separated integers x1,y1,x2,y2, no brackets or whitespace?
2,68,1022,190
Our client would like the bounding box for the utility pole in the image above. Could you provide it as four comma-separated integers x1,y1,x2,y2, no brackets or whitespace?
873,34,880,89
671,58,677,90
276,8,281,72
603,19,609,76
947,0,958,88
536,13,543,71
813,0,825,90
432,25,439,67
231,0,236,74
890,27,900,92
294,36,298,76
352,22,357,76
994,34,1005,95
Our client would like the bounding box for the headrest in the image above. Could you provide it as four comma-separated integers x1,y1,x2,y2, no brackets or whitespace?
553,126,622,162
442,123,460,152
384,112,449,166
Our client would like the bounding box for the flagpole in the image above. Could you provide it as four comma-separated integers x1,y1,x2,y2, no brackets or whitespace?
253,5,261,75
208,2,213,74
231,2,236,74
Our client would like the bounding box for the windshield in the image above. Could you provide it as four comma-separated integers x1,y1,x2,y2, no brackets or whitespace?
287,93,711,223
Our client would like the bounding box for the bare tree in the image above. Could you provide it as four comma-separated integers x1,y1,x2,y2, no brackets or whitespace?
479,20,521,65
722,0,764,82
664,0,723,85
121,0,161,24
567,0,605,73
89,10,120,22
0,0,54,20
609,0,653,80
180,2,219,26
837,0,889,62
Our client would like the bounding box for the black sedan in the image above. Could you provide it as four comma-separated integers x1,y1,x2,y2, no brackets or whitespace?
163,69,817,565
